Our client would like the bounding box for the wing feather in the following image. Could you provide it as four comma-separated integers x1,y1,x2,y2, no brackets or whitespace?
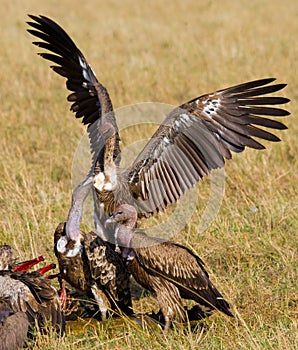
27,14,119,171
132,232,209,289
123,78,289,215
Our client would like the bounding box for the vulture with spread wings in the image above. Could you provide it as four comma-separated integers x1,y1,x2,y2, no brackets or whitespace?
27,15,289,252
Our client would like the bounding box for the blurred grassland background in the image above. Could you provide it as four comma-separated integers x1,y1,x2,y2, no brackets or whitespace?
0,0,297,349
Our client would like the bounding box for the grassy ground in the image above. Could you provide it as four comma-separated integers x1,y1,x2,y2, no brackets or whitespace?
0,0,297,348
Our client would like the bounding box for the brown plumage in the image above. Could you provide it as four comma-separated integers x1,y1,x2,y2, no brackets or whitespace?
0,271,65,332
26,14,120,172
107,204,233,331
54,222,132,318
0,245,15,271
0,244,47,274
62,290,103,321
0,245,65,347
0,300,28,350
27,15,289,239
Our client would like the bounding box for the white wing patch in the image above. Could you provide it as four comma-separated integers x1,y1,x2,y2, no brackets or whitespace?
175,113,192,130
163,136,170,145
78,56,93,82
202,98,221,118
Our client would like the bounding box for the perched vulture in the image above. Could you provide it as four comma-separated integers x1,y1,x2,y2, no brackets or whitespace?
27,15,290,255
106,204,234,331
0,245,65,349
54,222,132,318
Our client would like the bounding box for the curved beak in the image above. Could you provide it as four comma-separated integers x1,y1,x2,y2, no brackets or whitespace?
105,215,115,228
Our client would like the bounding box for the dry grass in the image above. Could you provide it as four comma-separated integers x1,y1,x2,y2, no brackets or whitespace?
0,0,297,348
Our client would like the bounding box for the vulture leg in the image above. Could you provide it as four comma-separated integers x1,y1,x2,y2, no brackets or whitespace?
155,284,184,332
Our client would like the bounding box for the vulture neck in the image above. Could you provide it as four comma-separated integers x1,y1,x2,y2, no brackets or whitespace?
116,225,133,249
115,213,138,248
63,177,93,256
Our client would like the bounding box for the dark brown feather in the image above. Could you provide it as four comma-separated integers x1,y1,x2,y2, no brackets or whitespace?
132,232,232,317
0,245,65,338
123,78,289,216
0,300,28,350
28,15,289,222
0,245,14,271
110,204,233,330
27,14,120,174
54,222,132,317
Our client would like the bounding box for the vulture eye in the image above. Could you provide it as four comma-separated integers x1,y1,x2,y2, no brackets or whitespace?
117,211,123,215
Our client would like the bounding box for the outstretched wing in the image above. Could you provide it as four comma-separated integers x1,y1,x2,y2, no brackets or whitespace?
27,14,120,169
124,78,289,215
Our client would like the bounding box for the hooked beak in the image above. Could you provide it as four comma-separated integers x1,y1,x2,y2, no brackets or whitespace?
105,215,115,227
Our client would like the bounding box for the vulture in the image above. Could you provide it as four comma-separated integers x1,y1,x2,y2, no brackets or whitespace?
0,245,65,349
106,204,234,331
0,299,28,350
61,289,103,321
27,15,290,256
0,245,16,271
54,222,132,318
0,244,45,272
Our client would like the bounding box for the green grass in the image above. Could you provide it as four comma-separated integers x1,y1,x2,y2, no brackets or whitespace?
0,0,297,348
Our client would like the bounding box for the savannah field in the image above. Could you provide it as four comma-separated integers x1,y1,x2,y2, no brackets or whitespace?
0,0,297,349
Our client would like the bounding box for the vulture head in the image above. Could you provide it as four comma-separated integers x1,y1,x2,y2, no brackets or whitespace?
106,204,138,250
108,204,138,226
